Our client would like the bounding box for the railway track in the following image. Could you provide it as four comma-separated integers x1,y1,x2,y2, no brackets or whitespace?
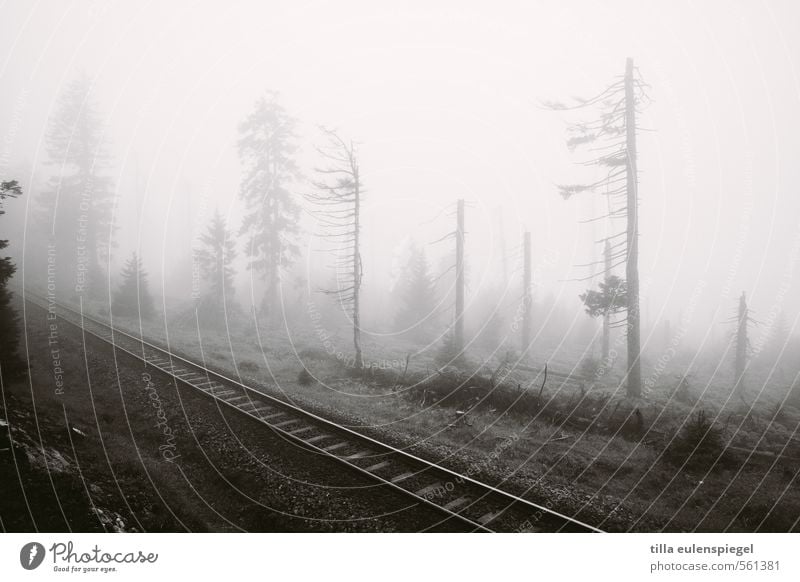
24,292,602,533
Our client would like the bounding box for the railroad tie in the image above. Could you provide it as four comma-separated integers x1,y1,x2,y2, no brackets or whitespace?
443,496,470,511
364,461,390,473
288,426,314,436
415,483,445,498
304,434,331,444
323,442,349,452
273,418,301,428
344,450,372,460
224,393,249,401
391,471,414,483
478,511,503,526
180,375,204,383
213,391,237,400
261,412,286,421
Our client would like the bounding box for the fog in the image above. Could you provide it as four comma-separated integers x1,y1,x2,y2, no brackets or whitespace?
2,0,800,358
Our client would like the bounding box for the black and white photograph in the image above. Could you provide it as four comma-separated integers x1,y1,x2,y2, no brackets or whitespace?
1,0,799,579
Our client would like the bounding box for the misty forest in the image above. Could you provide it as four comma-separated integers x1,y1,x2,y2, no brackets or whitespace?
2,1,800,533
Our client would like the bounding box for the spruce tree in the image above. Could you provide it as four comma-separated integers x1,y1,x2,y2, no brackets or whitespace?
237,93,301,322
0,180,22,374
112,253,155,319
580,275,628,318
40,76,115,299
196,210,237,318
394,245,437,341
764,310,790,363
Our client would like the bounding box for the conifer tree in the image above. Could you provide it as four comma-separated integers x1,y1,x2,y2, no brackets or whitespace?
764,310,789,362
196,210,237,317
237,93,301,322
394,245,437,341
112,253,155,319
40,75,115,298
0,180,22,374
580,275,627,319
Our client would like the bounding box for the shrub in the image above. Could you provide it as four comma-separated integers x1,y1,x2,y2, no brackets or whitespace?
238,360,259,374
666,409,726,470
672,376,693,404
297,367,315,386
578,356,600,382
434,333,470,369
406,365,541,418
297,347,335,362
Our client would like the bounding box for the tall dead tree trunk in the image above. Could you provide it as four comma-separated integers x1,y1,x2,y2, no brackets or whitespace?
734,291,748,399
546,57,649,399
522,230,532,357
308,128,364,370
624,57,642,398
602,240,611,363
352,163,363,369
497,208,509,288
454,198,465,354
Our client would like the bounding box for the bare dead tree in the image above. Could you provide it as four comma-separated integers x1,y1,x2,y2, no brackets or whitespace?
602,239,612,362
536,363,548,406
732,291,755,401
522,231,532,357
307,128,364,370
428,199,469,366
455,198,465,354
494,206,509,288
623,57,643,399
545,58,649,398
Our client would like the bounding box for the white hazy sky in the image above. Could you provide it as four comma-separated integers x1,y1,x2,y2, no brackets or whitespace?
2,0,800,344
